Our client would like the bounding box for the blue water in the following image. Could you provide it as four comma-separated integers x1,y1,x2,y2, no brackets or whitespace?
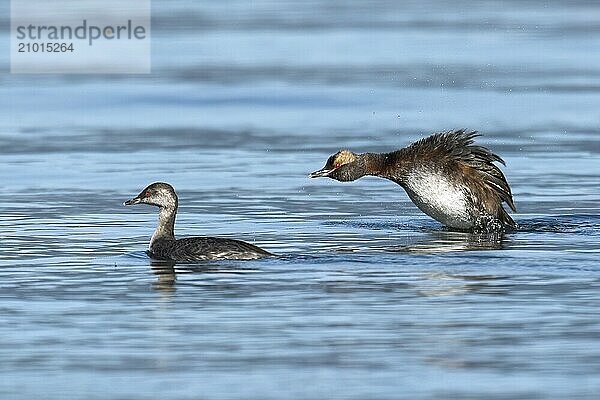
1,1,600,399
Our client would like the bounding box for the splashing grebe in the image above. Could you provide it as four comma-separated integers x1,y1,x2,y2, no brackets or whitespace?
124,182,272,261
310,129,516,232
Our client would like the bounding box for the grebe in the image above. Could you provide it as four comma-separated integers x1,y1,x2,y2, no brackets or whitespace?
310,129,516,232
124,182,272,261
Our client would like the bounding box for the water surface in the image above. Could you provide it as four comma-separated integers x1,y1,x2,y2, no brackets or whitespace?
1,1,600,399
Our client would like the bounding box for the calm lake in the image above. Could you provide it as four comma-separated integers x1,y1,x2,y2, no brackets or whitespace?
0,1,599,399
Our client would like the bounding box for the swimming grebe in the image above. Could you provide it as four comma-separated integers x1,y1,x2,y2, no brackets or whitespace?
124,182,272,261
310,129,516,232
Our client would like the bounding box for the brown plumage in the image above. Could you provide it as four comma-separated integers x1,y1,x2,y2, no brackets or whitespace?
310,129,516,232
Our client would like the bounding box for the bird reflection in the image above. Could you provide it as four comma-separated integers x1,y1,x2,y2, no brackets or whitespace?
149,259,260,294
385,229,511,297
150,260,177,293
387,229,508,253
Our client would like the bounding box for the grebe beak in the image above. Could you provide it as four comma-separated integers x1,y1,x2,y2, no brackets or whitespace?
309,168,333,178
123,196,142,206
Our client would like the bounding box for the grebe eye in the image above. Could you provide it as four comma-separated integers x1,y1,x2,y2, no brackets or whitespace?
144,191,152,197
333,163,340,168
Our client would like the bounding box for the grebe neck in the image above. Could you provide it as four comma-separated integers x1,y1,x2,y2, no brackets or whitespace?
150,205,176,247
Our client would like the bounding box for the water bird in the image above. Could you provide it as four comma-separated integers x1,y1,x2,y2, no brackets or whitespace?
124,182,272,261
309,129,516,232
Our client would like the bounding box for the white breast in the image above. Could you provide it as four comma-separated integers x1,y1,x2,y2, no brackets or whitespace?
402,169,474,229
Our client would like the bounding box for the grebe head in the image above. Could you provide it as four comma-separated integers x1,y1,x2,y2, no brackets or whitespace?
124,182,178,209
309,150,362,181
